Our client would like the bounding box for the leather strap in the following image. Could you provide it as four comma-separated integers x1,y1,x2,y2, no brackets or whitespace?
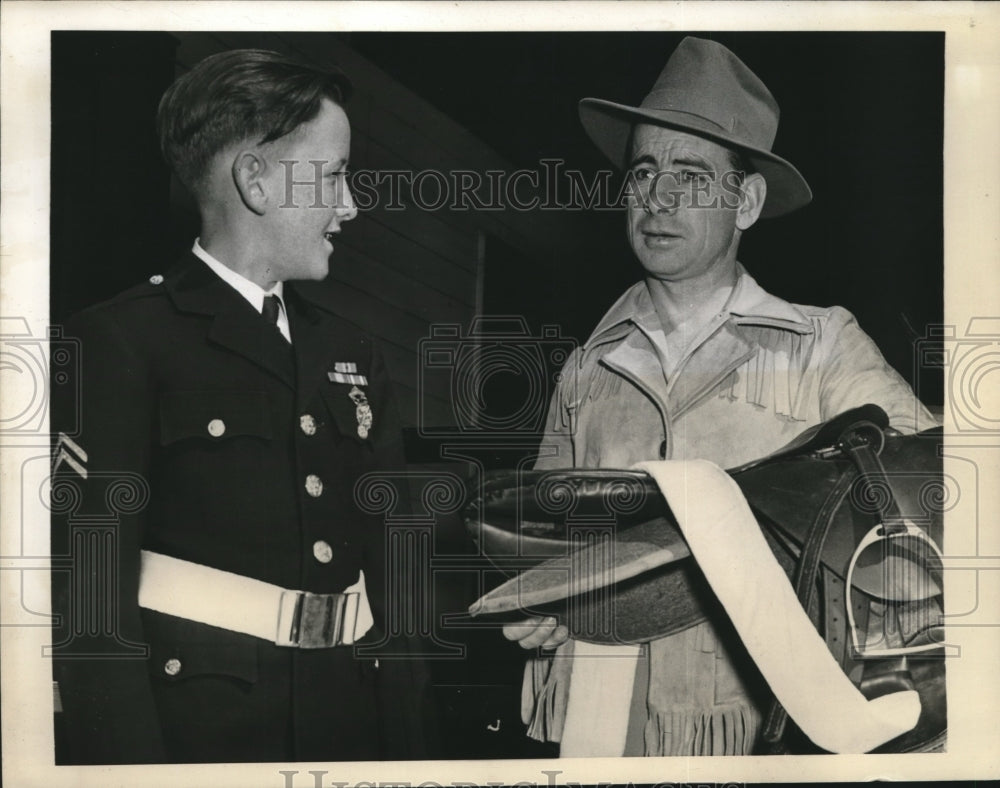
761,465,856,744
822,569,852,669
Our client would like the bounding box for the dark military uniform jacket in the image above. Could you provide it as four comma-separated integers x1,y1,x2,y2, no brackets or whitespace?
51,253,430,764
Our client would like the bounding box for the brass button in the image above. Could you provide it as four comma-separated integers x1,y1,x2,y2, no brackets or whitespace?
305,474,324,497
313,540,333,564
300,414,317,436
207,419,226,438
164,658,182,676
149,274,164,285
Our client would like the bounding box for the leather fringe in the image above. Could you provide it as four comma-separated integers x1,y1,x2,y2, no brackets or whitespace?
522,644,574,743
721,327,813,422
579,363,624,403
644,701,760,756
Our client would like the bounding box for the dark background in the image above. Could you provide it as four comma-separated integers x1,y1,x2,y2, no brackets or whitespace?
49,30,944,760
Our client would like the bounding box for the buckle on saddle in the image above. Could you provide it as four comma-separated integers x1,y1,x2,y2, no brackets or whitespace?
845,521,945,658
276,590,360,648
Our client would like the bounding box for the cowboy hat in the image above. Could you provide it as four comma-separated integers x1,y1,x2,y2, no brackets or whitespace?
579,36,812,218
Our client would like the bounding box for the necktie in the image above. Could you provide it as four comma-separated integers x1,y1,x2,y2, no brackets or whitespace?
262,294,282,327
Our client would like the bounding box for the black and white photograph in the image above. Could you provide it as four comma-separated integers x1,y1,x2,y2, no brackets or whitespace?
1,2,998,787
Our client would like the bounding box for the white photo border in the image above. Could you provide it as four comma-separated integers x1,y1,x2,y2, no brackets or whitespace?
2,2,999,786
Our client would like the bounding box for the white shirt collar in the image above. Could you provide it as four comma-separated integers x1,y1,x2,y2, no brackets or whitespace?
191,239,291,342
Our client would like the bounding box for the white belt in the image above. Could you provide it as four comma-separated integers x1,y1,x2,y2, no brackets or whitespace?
138,550,374,648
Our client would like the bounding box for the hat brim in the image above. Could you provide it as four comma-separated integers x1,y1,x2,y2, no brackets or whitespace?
579,98,812,218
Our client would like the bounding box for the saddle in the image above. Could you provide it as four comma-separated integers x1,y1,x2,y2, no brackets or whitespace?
464,405,947,753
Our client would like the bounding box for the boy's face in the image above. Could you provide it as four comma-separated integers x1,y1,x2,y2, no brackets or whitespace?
258,98,357,284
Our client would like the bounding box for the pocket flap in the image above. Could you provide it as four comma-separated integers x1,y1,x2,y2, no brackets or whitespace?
159,390,272,445
145,611,259,684
153,641,259,685
321,384,372,443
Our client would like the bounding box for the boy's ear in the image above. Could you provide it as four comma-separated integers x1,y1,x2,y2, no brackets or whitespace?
232,150,268,216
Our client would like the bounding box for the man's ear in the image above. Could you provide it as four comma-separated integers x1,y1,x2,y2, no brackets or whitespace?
232,150,268,215
735,172,767,231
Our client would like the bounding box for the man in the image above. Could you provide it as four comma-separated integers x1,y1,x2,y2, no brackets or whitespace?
503,37,937,756
50,49,430,764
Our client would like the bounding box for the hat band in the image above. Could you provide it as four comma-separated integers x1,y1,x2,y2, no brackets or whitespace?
640,85,776,150
624,106,776,156
637,104,730,134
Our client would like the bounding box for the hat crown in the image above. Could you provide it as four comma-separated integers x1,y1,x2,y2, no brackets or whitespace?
639,37,779,151
577,35,812,217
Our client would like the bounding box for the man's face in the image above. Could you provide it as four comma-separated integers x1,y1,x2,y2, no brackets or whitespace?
626,124,746,283
261,98,357,283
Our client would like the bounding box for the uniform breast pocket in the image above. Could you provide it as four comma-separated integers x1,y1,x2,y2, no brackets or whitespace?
320,384,373,445
159,390,273,446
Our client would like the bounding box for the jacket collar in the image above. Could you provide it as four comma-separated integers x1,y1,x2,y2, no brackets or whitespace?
163,253,297,388
163,255,362,402
585,264,814,419
163,252,252,317
584,263,813,354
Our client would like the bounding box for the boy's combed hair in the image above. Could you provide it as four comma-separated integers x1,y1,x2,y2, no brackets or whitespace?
157,49,351,195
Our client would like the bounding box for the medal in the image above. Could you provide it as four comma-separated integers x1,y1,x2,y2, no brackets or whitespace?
348,385,372,439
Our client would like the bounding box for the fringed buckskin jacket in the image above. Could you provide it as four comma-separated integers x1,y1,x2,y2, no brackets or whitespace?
525,264,937,756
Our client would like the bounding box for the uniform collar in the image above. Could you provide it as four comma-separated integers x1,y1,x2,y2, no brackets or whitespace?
164,252,331,330
162,253,364,405
161,253,296,388
164,252,251,317
584,262,814,353
191,239,285,314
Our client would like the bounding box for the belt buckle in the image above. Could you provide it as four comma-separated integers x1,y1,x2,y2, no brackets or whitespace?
277,590,360,648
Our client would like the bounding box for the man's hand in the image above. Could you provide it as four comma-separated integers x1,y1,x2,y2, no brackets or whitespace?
502,616,569,650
